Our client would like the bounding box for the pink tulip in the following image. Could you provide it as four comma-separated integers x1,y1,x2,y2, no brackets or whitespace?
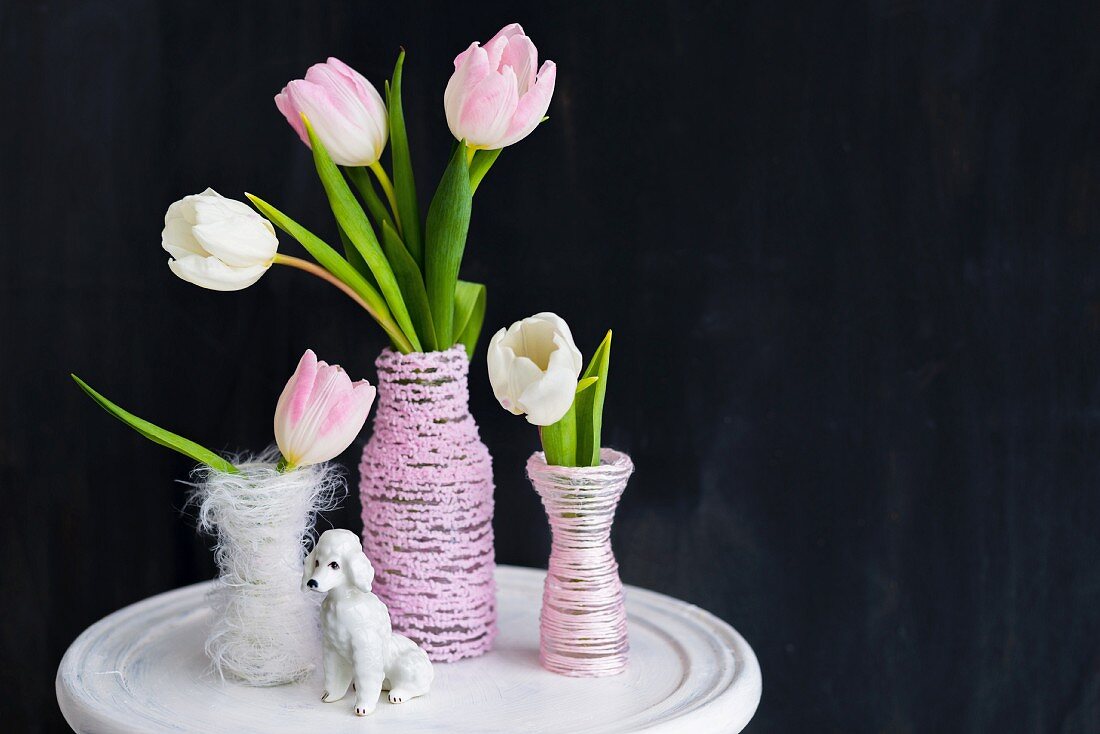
274,350,377,469
275,58,389,166
444,23,556,150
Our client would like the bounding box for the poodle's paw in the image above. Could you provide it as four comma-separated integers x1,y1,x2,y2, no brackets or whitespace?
321,689,345,703
354,701,376,717
388,689,409,704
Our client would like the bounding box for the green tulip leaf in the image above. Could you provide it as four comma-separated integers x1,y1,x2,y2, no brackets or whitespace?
576,376,599,394
337,222,376,287
453,280,486,359
380,220,437,351
575,330,612,467
540,399,577,468
246,193,413,353
424,143,473,347
387,50,423,265
302,116,421,352
71,374,238,474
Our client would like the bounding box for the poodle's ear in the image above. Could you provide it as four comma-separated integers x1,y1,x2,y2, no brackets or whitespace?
345,550,375,593
301,543,318,591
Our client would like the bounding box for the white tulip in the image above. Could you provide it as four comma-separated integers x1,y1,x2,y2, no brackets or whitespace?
162,188,278,291
487,312,583,426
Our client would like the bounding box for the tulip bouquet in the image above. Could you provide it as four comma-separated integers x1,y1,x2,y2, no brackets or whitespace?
154,23,558,663
164,24,556,359
72,350,377,685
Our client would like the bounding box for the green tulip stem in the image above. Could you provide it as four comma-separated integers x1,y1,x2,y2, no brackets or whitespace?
368,161,401,230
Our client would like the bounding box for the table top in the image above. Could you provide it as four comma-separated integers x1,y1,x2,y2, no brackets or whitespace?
56,565,761,733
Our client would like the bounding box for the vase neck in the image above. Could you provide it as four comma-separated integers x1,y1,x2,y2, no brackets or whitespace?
527,451,633,536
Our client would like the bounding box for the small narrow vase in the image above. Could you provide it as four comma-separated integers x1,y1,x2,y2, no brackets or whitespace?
527,448,634,677
359,346,497,661
191,449,341,686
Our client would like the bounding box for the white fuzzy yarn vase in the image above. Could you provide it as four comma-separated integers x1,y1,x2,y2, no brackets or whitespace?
190,448,343,686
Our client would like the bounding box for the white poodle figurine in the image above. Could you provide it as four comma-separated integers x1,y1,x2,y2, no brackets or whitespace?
302,529,434,716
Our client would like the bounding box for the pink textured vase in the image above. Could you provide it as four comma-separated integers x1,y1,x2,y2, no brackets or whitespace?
359,347,496,661
527,448,634,677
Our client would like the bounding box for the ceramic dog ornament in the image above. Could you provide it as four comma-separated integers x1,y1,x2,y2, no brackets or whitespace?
303,529,434,716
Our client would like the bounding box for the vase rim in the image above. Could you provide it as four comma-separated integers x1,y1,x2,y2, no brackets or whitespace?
189,446,316,478
378,345,469,360
526,448,634,476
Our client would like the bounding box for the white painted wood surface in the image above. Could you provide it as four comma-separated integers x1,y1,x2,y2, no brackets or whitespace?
56,565,761,733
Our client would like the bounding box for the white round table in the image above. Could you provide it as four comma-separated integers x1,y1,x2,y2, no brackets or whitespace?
56,565,761,733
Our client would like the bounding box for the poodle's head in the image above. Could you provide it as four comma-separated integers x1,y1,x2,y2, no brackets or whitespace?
302,529,375,594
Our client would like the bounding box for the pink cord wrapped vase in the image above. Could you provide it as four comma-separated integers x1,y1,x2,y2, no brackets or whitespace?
359,347,496,661
527,449,634,677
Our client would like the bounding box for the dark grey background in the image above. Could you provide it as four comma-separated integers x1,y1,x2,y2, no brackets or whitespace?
3,0,1099,731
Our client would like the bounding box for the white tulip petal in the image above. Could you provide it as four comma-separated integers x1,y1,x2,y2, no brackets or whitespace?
531,312,582,370
161,215,206,257
164,193,200,226
507,356,546,415
192,216,278,268
487,329,523,414
548,331,583,376
163,244,206,263
485,311,583,424
192,191,256,222
167,253,269,292
518,364,579,426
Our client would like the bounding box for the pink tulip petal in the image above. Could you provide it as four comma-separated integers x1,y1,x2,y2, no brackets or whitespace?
446,25,551,149
285,350,319,426
309,68,387,153
276,59,387,166
303,387,373,465
305,63,361,117
324,57,386,118
458,66,519,147
453,42,477,69
286,364,340,456
322,56,359,80
499,60,556,147
332,61,388,146
312,362,355,406
288,364,357,463
500,33,537,94
287,80,378,165
318,381,368,437
487,23,526,45
275,88,309,145
445,43,492,136
484,34,510,72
